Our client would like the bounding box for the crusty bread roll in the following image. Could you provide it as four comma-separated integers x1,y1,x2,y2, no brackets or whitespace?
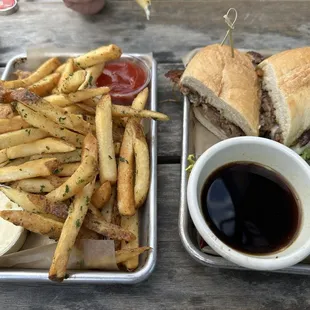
180,44,260,139
258,47,310,146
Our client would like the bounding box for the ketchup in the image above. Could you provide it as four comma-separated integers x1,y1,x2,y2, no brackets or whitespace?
0,0,15,9
96,59,149,105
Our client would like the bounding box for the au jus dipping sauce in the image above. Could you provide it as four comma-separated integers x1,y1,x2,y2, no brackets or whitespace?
200,162,301,255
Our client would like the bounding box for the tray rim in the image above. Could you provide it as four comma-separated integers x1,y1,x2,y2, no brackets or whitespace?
0,52,158,284
179,50,310,275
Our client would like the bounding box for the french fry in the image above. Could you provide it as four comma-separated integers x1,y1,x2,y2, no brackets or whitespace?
30,149,81,164
121,212,140,269
112,104,169,121
101,186,116,223
83,115,95,124
6,137,76,160
0,149,8,164
96,95,117,184
0,210,63,240
46,157,96,202
115,247,151,264
10,89,91,135
117,122,135,216
32,106,90,135
114,142,121,156
12,176,66,193
53,162,80,177
49,178,96,282
73,44,121,69
79,63,105,90
0,186,69,221
29,193,68,220
76,103,96,115
28,72,61,97
44,87,110,107
84,211,136,241
0,210,98,241
57,58,74,88
5,157,30,167
132,122,150,208
14,70,32,80
81,98,97,108
59,70,86,94
132,87,149,111
112,196,122,250
91,181,112,209
1,58,61,89
63,105,89,115
77,227,100,240
0,186,47,213
0,128,49,150
16,103,84,147
46,133,98,202
0,104,14,119
0,116,30,134
135,0,151,20
120,88,149,269
88,203,102,218
0,158,58,182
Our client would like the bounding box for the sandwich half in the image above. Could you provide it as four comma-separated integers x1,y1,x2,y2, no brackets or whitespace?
258,47,310,146
179,44,261,139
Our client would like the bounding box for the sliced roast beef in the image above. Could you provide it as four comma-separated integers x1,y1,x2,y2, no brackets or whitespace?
259,90,283,142
246,51,265,67
297,129,310,147
183,86,245,138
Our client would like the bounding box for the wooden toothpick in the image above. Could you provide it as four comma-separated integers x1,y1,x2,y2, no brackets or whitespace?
220,8,238,58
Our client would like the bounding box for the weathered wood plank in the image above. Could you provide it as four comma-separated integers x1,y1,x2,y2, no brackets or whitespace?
157,63,183,159
1,1,310,64
0,164,310,310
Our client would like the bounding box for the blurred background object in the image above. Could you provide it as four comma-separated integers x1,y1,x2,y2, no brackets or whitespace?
63,0,105,15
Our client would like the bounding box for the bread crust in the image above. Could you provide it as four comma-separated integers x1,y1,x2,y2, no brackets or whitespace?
258,47,310,145
180,44,260,136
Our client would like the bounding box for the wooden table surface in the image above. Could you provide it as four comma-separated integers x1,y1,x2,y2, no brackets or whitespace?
1,1,310,309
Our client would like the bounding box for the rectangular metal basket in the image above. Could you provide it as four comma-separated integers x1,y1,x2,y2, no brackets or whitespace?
179,76,310,276
0,51,158,284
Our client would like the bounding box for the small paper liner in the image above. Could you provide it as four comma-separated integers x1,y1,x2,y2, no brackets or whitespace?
0,238,118,270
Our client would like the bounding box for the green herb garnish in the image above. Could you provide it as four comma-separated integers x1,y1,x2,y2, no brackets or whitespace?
63,184,70,197
75,219,81,228
119,156,129,164
59,117,66,123
301,148,310,160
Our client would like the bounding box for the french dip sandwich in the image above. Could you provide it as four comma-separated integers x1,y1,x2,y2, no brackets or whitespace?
178,44,261,140
258,47,310,147
171,44,310,148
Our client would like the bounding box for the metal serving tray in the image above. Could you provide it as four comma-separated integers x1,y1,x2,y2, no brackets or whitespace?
179,81,310,277
0,51,157,284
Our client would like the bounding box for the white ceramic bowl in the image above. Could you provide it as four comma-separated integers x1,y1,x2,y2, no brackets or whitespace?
0,191,27,256
187,136,310,271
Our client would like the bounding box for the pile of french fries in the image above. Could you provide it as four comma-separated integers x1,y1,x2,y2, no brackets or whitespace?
0,44,169,282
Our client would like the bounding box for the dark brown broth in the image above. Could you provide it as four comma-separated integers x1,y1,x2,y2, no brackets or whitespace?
201,162,301,254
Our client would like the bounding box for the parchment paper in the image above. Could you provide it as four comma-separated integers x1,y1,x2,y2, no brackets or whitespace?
0,240,118,270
